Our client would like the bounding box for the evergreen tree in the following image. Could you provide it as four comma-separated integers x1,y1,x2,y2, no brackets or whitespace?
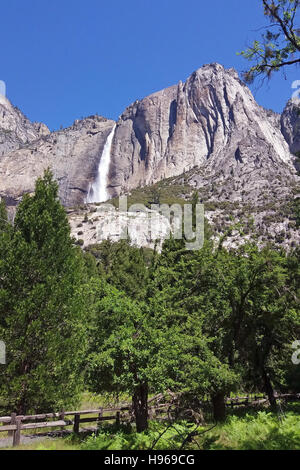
86,278,234,430
152,238,239,420
154,238,298,414
0,197,8,231
0,170,88,414
85,239,149,300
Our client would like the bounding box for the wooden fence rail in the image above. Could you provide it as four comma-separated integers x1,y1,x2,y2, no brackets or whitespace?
0,404,168,447
0,406,133,447
225,393,300,408
1,392,299,447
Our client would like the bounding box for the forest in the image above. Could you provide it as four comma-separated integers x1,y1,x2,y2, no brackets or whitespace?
0,171,299,450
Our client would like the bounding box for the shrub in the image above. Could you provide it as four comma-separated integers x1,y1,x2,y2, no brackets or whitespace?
81,421,197,451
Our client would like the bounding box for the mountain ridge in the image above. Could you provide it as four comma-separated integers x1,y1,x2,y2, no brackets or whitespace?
0,62,299,249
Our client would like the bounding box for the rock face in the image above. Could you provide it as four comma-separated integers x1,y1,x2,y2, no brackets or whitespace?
0,111,115,206
108,64,298,203
68,204,174,251
281,98,300,155
0,63,299,210
0,94,48,157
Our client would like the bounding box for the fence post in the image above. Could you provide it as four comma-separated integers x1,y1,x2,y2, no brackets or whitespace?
116,411,120,426
97,408,103,422
8,412,16,438
13,418,21,447
60,409,65,432
73,413,80,434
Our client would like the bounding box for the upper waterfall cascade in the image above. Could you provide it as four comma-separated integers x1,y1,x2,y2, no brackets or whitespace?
87,124,116,203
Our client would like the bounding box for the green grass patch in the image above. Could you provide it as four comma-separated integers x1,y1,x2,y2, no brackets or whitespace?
109,181,193,209
200,406,300,450
0,438,80,451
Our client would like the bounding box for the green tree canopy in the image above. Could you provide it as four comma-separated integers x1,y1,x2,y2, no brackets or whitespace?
86,278,236,430
0,170,88,414
85,239,150,301
0,198,8,232
152,237,299,413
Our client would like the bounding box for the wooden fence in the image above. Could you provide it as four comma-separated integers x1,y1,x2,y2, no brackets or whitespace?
0,392,299,447
225,393,300,408
0,403,174,447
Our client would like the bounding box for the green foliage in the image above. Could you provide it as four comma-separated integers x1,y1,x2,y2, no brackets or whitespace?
109,180,193,209
292,197,300,227
81,406,300,450
85,240,150,301
152,238,299,403
0,170,89,414
0,167,299,443
81,421,199,450
86,281,209,395
85,275,235,430
0,198,8,232
238,1,300,82
201,409,300,450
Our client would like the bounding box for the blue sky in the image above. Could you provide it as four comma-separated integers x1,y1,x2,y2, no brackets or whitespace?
1,0,299,130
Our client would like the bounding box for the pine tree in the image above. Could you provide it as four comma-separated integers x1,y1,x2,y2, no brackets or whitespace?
86,239,149,300
0,197,8,232
0,170,88,414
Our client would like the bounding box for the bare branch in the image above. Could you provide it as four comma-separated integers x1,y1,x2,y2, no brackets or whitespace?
259,58,300,69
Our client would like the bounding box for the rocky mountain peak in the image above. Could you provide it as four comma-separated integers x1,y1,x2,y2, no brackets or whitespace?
0,95,49,156
107,63,297,203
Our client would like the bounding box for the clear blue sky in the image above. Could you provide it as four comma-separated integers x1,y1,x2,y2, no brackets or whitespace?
1,0,299,130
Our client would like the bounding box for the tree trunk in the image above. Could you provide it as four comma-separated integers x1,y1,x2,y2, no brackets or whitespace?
16,379,28,415
132,382,148,432
262,368,277,411
212,392,226,422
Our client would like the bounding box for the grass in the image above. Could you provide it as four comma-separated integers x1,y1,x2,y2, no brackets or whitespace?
199,403,300,450
1,438,80,451
79,391,130,410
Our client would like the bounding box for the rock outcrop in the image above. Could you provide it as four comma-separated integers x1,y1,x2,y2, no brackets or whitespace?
0,94,48,157
68,204,174,251
0,112,115,206
281,98,300,155
108,64,298,203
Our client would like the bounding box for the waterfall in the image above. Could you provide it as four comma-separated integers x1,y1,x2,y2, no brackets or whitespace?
87,124,116,203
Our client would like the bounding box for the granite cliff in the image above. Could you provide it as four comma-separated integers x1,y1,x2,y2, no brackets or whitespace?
108,64,298,204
